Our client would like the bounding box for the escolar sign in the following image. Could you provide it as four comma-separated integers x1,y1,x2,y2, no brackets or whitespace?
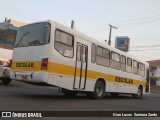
115,76,133,84
16,63,34,68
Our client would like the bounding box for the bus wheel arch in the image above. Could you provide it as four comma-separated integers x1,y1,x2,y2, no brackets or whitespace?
87,78,106,100
96,78,106,90
132,85,143,99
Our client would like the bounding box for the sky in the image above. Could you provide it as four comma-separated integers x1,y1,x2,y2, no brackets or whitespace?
0,0,160,61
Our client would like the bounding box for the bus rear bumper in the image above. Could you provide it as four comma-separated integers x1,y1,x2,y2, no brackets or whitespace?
10,71,49,83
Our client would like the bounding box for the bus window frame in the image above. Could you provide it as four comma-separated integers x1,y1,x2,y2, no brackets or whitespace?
138,62,145,77
96,45,110,67
54,29,74,58
126,57,132,73
91,43,96,64
133,60,138,75
110,51,120,70
14,22,51,48
121,55,126,72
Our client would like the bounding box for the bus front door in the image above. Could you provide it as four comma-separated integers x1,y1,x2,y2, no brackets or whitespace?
73,43,88,90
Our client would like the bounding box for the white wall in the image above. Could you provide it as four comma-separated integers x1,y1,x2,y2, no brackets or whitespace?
0,48,13,60
156,66,160,77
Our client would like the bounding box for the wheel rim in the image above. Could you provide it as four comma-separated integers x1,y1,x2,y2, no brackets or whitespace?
96,85,103,96
137,89,141,97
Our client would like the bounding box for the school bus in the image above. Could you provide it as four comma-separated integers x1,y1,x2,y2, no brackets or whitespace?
10,20,150,99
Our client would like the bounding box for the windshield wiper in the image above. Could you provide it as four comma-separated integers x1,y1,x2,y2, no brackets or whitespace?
15,31,30,47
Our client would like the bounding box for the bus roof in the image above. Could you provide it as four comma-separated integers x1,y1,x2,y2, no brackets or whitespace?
22,20,149,66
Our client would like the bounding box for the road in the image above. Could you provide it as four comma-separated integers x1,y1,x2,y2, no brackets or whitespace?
0,81,160,119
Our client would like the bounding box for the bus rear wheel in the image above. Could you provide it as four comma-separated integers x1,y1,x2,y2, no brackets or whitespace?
87,81,105,100
61,88,77,97
132,86,143,99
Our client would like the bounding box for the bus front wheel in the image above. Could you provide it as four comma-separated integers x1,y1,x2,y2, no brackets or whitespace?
87,81,105,100
132,86,143,99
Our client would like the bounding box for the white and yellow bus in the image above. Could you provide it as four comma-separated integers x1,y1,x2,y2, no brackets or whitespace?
10,20,150,99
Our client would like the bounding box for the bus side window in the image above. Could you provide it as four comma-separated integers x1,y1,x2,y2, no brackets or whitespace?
91,43,96,63
102,48,110,67
138,63,145,77
96,46,110,67
121,55,126,72
54,30,74,58
110,52,120,70
126,58,132,73
96,46,103,66
133,60,138,75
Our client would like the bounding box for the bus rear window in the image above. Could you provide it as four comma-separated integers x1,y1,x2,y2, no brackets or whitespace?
15,22,50,47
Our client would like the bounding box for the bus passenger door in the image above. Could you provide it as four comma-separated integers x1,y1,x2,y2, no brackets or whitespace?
73,42,88,90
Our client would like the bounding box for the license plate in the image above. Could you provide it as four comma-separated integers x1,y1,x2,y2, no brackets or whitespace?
21,75,28,80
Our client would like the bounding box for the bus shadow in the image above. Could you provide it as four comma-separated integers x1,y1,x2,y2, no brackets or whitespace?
12,93,135,100
0,82,18,87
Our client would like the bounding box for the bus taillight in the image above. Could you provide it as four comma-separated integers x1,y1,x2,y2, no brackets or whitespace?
41,58,48,70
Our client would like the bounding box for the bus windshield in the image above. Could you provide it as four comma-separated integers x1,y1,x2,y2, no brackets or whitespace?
15,22,50,47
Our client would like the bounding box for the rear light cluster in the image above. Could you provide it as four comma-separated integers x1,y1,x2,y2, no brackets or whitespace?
41,58,48,70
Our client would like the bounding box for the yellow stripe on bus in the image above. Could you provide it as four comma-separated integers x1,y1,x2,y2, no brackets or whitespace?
11,61,146,86
48,62,75,76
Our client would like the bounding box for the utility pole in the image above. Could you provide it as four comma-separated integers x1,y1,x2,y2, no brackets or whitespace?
5,17,7,22
108,24,118,46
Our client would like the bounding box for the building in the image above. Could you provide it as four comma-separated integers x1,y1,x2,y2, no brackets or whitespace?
0,18,26,60
0,18,26,50
147,59,160,86
0,18,26,29
148,59,160,77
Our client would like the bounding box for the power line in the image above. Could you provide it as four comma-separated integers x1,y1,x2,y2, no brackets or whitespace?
83,14,160,31
0,0,45,19
117,18,160,28
83,16,160,35
85,18,160,33
129,52,160,60
132,35,160,39
0,1,45,22
0,5,36,21
129,49,160,51
112,15,160,24
131,45,160,48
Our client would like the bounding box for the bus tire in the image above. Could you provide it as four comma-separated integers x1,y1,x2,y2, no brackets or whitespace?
132,86,143,99
87,81,105,100
2,75,12,85
110,93,119,97
61,88,77,97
